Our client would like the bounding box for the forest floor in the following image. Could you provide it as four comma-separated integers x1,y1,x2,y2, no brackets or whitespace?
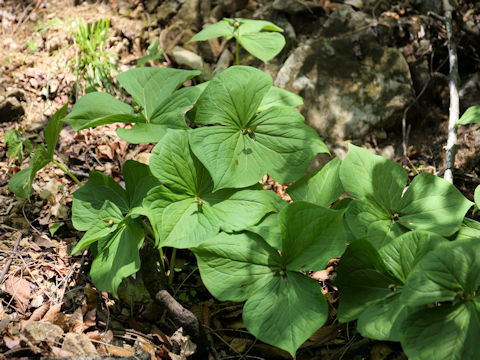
0,0,479,359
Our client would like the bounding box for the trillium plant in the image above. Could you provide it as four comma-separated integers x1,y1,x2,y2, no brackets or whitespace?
9,18,480,359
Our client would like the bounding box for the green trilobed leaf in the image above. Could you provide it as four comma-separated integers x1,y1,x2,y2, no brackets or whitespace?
193,232,281,301
65,92,141,130
403,238,480,306
72,163,159,296
116,79,201,143
236,18,285,63
189,66,327,190
287,157,343,207
280,201,346,270
401,303,480,360
187,19,234,43
72,171,129,231
190,66,271,127
246,212,282,249
400,238,480,360
396,172,473,236
340,144,406,211
336,231,448,341
456,105,480,126
451,217,480,241
71,200,123,255
344,199,388,240
193,231,328,357
146,130,276,248
379,231,448,286
122,160,160,208
90,218,144,297
45,103,68,159
150,130,211,195
258,86,303,111
117,67,200,121
341,145,472,248
243,271,327,357
116,124,169,144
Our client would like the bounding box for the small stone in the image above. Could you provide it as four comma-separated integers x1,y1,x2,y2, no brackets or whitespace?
30,295,44,308
172,46,204,71
214,49,233,75
24,321,64,344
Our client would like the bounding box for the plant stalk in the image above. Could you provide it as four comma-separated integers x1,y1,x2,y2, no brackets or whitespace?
235,41,240,65
53,159,82,186
168,248,177,286
443,0,460,184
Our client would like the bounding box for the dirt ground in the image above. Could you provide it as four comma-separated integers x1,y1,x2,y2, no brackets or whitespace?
0,0,479,359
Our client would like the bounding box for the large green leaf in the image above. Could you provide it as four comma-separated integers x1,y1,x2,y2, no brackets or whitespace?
71,200,124,255
71,161,159,296
66,92,140,130
243,272,327,357
396,172,473,236
287,157,343,206
456,105,480,126
336,232,448,341
189,66,327,190
90,218,144,297
117,67,200,121
452,217,480,241
193,230,329,357
118,85,201,143
258,86,303,111
72,171,129,231
341,145,472,248
146,130,276,248
401,238,480,360
340,144,406,211
280,201,346,270
190,66,271,127
401,303,480,360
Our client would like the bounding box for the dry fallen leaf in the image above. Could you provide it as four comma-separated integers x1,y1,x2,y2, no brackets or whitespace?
42,302,63,322
62,332,99,357
5,275,31,313
69,307,84,333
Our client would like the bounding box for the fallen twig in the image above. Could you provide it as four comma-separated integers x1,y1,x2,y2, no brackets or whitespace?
155,289,209,359
0,232,22,285
443,0,460,184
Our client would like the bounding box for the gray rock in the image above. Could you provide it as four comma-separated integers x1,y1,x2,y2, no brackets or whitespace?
0,97,25,122
275,5,414,143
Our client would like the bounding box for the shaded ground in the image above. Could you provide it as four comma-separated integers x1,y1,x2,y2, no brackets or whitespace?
0,0,479,359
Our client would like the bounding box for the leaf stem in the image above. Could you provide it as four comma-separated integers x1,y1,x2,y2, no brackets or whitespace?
53,159,82,186
235,41,240,65
168,248,177,286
